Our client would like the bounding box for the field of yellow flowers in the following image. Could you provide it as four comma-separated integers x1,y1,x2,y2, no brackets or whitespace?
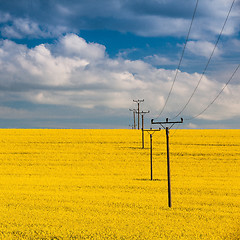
0,129,239,239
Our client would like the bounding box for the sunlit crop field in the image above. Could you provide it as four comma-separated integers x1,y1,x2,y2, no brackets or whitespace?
0,129,239,239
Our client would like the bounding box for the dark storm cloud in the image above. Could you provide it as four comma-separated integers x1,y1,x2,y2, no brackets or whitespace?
122,0,198,19
0,0,239,39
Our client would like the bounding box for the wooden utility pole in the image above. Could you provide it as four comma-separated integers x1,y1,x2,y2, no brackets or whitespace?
129,109,137,129
140,110,150,148
144,128,161,180
150,133,153,180
133,99,144,130
151,118,183,208
166,127,171,207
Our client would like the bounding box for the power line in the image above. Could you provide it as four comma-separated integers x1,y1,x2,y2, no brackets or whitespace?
172,0,236,120
154,0,199,119
186,63,240,121
169,122,183,138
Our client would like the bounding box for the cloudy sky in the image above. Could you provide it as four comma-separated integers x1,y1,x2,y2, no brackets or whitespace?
0,0,239,129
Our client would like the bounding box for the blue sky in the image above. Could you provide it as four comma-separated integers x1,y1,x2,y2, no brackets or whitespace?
0,0,239,129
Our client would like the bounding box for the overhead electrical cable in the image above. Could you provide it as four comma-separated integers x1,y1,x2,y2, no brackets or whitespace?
186,63,240,120
154,0,199,119
171,0,236,120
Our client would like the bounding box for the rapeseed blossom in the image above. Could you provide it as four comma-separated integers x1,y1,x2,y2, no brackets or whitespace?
0,129,239,239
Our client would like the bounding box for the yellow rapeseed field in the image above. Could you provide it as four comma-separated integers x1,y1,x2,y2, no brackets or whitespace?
0,129,239,239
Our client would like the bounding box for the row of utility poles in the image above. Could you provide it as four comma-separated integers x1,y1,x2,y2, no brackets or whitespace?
129,99,145,130
129,99,183,208
129,99,150,148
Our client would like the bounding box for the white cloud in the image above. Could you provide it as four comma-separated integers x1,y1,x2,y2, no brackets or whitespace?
0,34,239,124
55,34,106,60
0,10,11,23
144,54,177,66
1,17,69,39
188,123,198,129
1,18,45,39
229,39,240,50
186,41,222,58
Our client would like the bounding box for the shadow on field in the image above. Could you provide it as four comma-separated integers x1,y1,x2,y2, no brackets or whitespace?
133,178,167,181
120,147,148,150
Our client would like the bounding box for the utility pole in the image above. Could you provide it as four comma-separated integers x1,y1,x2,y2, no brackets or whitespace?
129,109,137,129
151,118,183,208
133,99,144,130
140,110,150,148
144,128,161,180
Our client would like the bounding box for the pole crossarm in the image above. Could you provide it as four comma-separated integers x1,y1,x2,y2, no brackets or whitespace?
151,118,183,124
133,99,144,103
140,110,150,115
143,128,161,135
151,118,183,129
